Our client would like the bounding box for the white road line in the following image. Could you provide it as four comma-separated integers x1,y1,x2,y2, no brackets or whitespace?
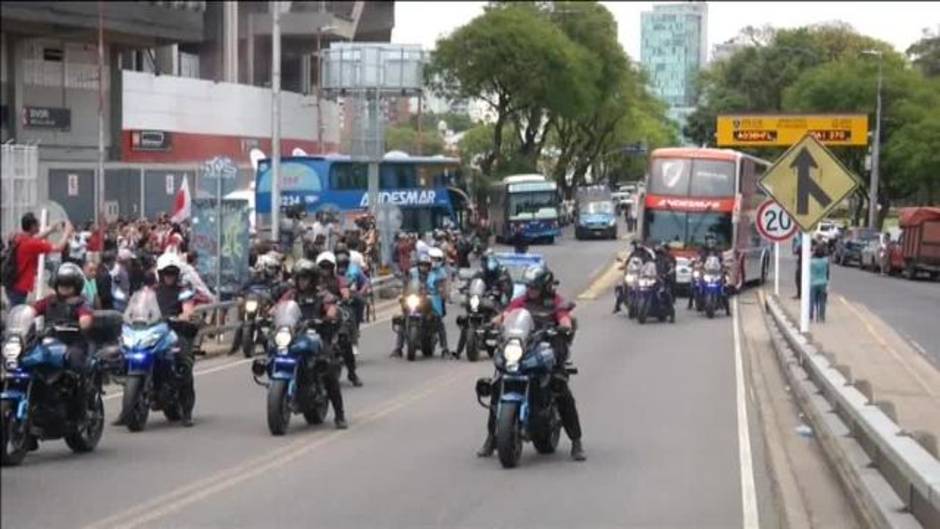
732,296,760,529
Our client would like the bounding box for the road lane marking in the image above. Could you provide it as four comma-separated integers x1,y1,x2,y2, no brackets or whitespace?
101,313,397,403
577,258,624,300
838,295,937,399
732,296,761,529
82,368,468,529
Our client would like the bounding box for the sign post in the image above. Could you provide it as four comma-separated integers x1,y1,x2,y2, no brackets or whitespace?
758,134,860,333
755,198,797,297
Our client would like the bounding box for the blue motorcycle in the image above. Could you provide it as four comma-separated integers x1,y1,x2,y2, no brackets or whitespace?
251,299,336,436
475,308,578,469
1,306,119,466
118,289,196,431
701,256,731,319
636,261,675,324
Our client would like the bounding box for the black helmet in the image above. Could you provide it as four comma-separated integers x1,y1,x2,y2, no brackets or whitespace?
292,259,317,283
704,233,717,249
53,262,86,293
334,241,349,255
523,265,554,296
335,252,351,271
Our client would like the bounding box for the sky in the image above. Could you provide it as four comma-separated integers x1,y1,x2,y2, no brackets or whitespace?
392,1,939,61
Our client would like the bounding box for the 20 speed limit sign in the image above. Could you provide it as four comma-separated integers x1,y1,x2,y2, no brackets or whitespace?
756,198,798,242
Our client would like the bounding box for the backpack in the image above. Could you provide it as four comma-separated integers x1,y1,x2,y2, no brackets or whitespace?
2,236,22,290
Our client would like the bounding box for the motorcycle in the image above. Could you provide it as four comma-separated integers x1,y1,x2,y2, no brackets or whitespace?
689,259,705,312
456,278,502,362
616,256,644,319
239,283,274,358
118,289,198,431
701,255,731,319
1,306,120,465
392,279,438,361
474,308,578,469
636,261,675,324
251,299,336,436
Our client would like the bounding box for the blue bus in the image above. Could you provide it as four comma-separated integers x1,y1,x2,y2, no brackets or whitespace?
254,154,463,234
487,174,561,244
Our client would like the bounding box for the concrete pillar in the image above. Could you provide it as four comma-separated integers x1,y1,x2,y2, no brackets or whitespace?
246,14,254,85
223,1,239,83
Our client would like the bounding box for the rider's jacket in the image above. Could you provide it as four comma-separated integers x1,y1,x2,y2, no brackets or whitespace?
476,268,513,305
409,267,446,316
33,295,93,326
156,283,189,318
504,294,571,329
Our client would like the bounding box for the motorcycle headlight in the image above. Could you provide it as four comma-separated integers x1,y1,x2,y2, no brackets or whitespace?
274,328,292,349
245,299,259,314
3,341,21,369
470,295,480,311
639,278,655,288
504,341,524,372
693,270,703,280
122,334,135,348
625,273,637,286
405,295,420,311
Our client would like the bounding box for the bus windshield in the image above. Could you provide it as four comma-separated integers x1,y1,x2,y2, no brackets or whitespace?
644,210,732,250
650,158,735,197
509,192,557,218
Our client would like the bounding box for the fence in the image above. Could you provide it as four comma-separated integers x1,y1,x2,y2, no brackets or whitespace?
1,144,39,239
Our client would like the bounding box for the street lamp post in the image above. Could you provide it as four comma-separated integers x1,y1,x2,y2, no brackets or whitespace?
315,25,336,154
862,49,884,229
271,1,282,243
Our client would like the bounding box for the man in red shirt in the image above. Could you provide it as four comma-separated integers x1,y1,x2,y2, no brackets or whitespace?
5,213,73,306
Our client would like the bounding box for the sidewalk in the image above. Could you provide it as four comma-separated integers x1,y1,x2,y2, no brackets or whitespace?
774,281,940,445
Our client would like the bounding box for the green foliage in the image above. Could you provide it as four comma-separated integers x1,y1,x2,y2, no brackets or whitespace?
412,112,475,134
907,28,940,78
385,125,444,156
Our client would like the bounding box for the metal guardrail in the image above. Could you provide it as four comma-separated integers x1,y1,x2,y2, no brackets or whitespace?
765,295,940,529
191,300,242,351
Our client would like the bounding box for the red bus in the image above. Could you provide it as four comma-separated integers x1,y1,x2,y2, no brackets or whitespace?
640,147,773,291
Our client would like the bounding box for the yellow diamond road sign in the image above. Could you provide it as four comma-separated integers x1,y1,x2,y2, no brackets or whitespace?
758,133,860,232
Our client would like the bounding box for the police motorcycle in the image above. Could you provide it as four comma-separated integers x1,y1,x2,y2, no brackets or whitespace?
1,306,121,465
688,258,706,312
616,256,644,319
474,307,578,469
251,299,337,436
701,255,731,319
239,284,275,358
392,278,439,361
118,289,198,431
636,261,676,324
456,278,502,362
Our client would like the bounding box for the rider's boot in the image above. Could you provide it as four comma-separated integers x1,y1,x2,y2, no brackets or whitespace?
476,434,495,457
570,439,586,461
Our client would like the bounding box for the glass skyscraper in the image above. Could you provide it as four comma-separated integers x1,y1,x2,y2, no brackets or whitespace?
641,2,708,142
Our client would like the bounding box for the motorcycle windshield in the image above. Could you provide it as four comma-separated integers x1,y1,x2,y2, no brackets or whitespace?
469,278,486,297
641,261,658,279
5,305,37,336
704,256,722,273
124,289,163,326
502,308,534,342
627,258,643,273
272,300,302,328
405,278,425,296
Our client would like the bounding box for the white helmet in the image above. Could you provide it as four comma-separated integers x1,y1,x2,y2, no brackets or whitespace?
428,247,444,267
156,252,183,274
316,251,337,268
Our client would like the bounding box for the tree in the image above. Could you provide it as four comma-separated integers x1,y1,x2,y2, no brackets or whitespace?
426,2,596,175
907,28,940,78
385,125,444,156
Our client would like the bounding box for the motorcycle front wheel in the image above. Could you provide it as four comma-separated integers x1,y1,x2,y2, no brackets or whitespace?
1,401,30,466
267,379,291,436
637,298,649,324
242,322,256,358
406,323,419,361
65,389,104,453
303,380,329,425
706,295,715,319
496,401,523,469
123,375,151,432
466,326,480,362
532,406,561,454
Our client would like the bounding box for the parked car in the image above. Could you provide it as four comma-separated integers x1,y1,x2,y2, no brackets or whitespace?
814,220,841,247
884,207,940,280
859,228,901,273
833,227,880,266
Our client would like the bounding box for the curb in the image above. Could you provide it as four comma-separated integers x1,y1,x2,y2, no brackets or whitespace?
762,294,938,529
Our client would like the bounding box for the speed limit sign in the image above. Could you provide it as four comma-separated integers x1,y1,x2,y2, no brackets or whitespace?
757,198,798,242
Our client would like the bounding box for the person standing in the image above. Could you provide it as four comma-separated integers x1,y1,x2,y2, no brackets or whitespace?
4,213,73,306
809,244,830,322
793,235,802,300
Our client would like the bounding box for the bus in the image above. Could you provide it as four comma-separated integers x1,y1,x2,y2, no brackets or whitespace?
487,174,561,244
640,147,772,291
254,154,464,234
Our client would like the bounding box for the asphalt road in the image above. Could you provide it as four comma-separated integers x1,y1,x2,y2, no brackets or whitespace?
1,224,775,529
778,254,940,367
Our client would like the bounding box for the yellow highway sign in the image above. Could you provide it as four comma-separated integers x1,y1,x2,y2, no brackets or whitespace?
758,134,860,232
717,114,868,146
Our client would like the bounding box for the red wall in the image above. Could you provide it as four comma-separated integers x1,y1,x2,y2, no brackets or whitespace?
120,130,340,165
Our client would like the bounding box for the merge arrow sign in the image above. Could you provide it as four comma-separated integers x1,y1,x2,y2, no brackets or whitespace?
758,133,859,232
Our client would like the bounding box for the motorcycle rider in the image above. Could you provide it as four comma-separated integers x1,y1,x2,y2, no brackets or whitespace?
654,243,677,307
32,263,95,374
335,247,369,368
152,253,198,427
315,251,361,387
454,251,514,359
277,259,348,429
689,234,723,309
614,240,655,313
391,250,451,358
477,265,585,461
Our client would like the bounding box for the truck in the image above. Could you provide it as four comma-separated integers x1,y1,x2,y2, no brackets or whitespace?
885,207,940,280
574,186,617,240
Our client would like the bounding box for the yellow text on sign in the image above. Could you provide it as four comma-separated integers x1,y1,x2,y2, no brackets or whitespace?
717,114,868,147
758,134,860,232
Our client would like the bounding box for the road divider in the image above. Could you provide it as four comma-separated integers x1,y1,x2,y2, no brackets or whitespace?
763,294,940,529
